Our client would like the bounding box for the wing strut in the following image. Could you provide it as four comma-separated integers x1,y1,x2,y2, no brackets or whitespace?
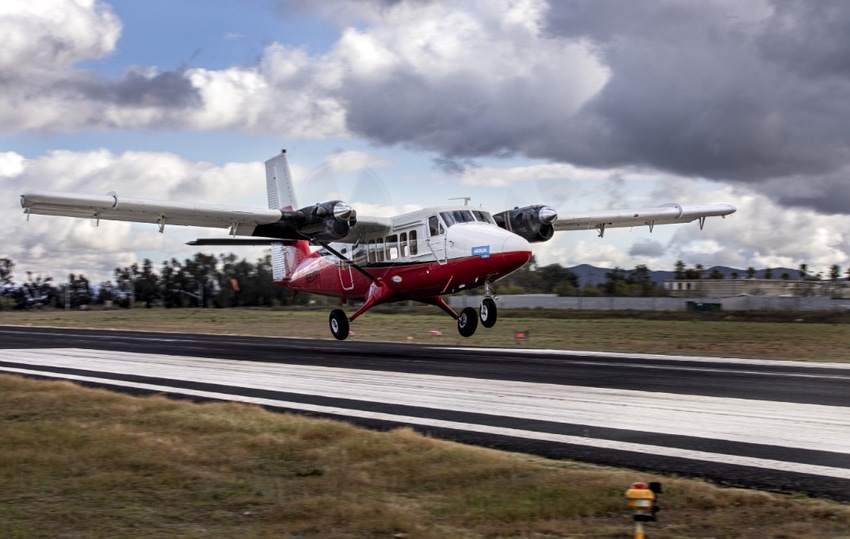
319,243,377,283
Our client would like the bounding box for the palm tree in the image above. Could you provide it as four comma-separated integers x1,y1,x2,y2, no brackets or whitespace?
798,263,809,280
674,260,686,280
830,264,841,281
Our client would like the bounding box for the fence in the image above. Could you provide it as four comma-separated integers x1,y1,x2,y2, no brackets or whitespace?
449,294,850,312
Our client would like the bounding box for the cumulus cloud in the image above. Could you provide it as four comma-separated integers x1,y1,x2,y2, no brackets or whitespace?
0,2,346,136
0,0,121,74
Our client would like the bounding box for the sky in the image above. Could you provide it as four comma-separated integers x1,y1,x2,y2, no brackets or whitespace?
3,0,850,285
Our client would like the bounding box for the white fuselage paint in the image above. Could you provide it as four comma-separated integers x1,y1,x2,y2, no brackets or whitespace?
1,348,848,480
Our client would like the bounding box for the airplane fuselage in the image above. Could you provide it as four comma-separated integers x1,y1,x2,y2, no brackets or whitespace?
282,206,532,302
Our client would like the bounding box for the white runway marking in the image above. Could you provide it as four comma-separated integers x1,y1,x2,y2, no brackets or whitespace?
2,348,849,480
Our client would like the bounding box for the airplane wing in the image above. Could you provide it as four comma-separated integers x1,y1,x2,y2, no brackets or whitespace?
21,190,283,235
20,190,393,243
554,203,736,236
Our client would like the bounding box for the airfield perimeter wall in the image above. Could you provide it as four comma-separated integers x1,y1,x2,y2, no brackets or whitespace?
449,294,850,312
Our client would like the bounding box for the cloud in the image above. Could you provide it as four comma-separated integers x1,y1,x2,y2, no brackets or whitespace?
666,185,850,273
541,1,850,192
0,0,121,74
629,239,665,258
336,1,609,157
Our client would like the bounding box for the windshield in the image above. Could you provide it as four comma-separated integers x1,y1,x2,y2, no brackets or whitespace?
472,210,495,224
440,210,476,227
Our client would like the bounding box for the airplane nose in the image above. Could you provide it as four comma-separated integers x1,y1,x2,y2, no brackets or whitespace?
502,234,531,255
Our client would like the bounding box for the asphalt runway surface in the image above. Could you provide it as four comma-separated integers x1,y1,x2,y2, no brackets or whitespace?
1,325,849,500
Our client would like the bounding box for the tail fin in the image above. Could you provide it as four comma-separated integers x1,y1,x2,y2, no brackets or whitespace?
265,149,298,211
265,150,311,283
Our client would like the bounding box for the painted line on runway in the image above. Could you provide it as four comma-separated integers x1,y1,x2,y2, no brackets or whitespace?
449,346,850,369
2,361,850,482
2,348,848,455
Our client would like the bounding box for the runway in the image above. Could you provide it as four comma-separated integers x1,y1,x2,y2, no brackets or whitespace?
1,326,849,500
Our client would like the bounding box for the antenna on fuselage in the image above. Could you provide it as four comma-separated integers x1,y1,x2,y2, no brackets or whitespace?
449,196,471,206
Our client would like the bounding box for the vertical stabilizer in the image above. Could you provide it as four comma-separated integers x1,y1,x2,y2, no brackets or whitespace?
265,150,310,282
265,149,298,211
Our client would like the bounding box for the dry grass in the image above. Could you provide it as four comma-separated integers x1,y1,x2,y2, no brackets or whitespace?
3,307,850,362
2,375,849,538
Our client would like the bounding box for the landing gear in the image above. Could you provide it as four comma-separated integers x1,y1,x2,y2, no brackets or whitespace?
480,296,497,328
457,306,479,337
329,309,350,340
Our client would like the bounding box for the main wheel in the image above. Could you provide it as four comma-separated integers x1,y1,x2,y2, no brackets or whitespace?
457,306,479,337
480,297,498,328
329,309,350,340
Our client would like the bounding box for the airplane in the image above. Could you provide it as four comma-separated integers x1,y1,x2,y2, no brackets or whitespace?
20,150,736,340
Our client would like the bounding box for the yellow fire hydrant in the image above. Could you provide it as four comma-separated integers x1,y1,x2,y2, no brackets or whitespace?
625,481,661,539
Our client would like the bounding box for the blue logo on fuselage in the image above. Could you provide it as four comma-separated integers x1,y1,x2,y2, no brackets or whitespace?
472,245,490,258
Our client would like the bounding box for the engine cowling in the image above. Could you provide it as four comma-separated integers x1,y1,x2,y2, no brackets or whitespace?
293,200,357,241
493,205,557,243
253,200,357,241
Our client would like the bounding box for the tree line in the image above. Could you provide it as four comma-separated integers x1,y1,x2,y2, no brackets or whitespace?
1,254,847,311
0,253,303,311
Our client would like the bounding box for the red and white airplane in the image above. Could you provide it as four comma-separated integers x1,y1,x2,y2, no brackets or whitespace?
21,150,735,340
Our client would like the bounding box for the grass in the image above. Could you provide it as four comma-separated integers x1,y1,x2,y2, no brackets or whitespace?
2,306,850,362
2,375,849,538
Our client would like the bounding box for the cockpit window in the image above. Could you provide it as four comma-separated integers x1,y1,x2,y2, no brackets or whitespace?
440,210,476,227
472,210,494,224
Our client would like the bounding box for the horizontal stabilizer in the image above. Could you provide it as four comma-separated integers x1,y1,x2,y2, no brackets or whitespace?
187,238,294,246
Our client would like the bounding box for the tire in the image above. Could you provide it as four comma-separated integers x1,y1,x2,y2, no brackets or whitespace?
480,297,498,328
329,309,350,340
457,306,479,337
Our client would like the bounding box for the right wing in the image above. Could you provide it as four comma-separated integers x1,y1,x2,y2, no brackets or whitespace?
554,203,736,236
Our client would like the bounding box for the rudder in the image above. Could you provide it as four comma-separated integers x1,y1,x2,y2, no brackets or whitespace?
265,149,298,211
265,150,311,282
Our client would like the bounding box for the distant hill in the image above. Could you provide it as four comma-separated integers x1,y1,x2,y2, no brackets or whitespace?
566,264,803,287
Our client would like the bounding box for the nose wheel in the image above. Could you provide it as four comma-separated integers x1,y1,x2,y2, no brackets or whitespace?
480,296,497,328
329,309,350,340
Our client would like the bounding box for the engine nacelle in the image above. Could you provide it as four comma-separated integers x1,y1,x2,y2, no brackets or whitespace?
493,205,557,243
254,200,357,241
293,200,357,241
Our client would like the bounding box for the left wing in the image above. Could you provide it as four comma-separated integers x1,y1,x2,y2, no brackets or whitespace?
21,190,393,243
21,190,283,235
554,203,736,237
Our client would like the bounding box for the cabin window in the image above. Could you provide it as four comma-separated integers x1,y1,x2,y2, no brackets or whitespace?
399,232,408,257
409,230,418,255
376,238,385,262
386,234,399,260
